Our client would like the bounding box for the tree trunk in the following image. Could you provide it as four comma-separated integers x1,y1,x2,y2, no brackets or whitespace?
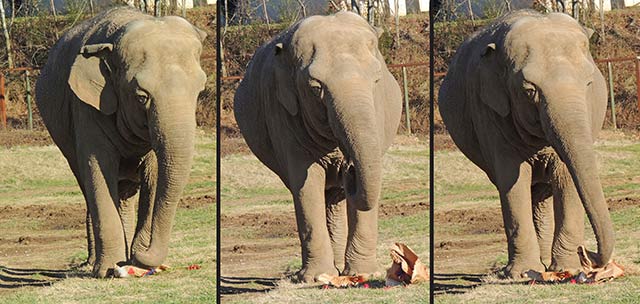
295,0,306,18
262,0,269,28
0,0,14,68
49,0,56,17
467,0,474,27
599,0,605,42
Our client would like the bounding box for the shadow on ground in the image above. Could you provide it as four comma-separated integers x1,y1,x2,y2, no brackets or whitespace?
220,276,280,295
0,265,89,289
434,272,531,295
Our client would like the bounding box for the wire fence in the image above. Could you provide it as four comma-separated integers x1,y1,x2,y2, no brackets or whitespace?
219,56,640,133
2,55,638,131
0,55,215,130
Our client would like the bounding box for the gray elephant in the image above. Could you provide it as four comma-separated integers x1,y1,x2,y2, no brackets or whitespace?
438,10,614,278
35,7,207,277
234,12,402,282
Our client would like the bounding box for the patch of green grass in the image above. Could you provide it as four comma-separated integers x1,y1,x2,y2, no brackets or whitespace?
0,128,215,303
437,276,640,304
382,187,427,201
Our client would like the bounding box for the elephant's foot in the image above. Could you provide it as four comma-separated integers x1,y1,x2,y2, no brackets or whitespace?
92,254,127,278
297,260,339,283
503,259,546,279
549,254,582,274
342,258,377,277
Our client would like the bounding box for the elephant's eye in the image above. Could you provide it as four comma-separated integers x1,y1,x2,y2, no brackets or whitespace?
523,82,537,100
309,79,323,98
136,90,149,105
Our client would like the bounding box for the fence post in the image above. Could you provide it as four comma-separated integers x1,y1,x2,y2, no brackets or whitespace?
25,70,32,130
607,62,616,129
0,73,5,129
636,57,640,111
402,66,411,134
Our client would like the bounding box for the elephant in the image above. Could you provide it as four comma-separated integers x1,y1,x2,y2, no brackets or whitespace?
438,10,615,278
234,12,402,282
35,7,207,277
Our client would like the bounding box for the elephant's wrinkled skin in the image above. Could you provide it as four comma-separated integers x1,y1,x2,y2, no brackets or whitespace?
36,7,207,277
438,10,614,278
234,12,402,282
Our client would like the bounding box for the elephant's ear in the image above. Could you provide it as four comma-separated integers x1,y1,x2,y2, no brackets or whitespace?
274,42,299,116
68,43,118,115
478,43,510,117
192,26,207,42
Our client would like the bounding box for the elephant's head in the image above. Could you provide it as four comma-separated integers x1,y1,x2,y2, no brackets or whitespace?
67,15,208,267
273,12,385,211
477,12,613,266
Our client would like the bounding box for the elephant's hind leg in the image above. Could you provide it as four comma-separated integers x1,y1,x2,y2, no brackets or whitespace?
117,179,140,260
532,183,554,268
325,188,347,273
132,151,158,258
289,163,337,283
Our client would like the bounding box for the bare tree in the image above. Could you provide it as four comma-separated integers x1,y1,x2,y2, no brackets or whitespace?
0,0,14,68
49,0,56,16
295,0,306,17
467,0,475,26
261,0,270,27
504,0,511,11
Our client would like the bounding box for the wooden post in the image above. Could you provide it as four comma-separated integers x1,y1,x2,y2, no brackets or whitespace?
402,66,411,134
26,70,33,130
636,57,640,111
0,73,5,129
607,62,616,129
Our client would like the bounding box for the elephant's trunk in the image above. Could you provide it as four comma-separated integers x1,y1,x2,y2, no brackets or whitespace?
541,96,614,266
327,88,382,211
133,100,196,268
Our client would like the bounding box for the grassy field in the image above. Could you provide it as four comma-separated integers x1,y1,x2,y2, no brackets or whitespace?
220,135,429,303
0,128,215,303
434,130,640,303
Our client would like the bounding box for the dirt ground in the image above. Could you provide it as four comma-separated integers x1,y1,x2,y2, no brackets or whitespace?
0,130,53,147
0,195,214,290
433,130,640,297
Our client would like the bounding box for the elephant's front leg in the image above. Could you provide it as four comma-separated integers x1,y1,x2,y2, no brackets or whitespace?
76,134,127,277
290,163,336,283
549,163,584,273
497,161,545,278
85,210,96,267
342,197,379,277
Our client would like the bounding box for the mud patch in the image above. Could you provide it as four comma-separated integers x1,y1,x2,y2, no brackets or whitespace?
436,239,502,251
0,130,52,147
180,195,215,209
434,133,458,151
379,202,428,218
437,208,504,235
607,196,640,212
221,212,298,239
0,204,86,231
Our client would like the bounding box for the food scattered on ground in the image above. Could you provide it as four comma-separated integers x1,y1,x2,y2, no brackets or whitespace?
527,245,624,284
386,242,429,286
317,273,368,288
113,264,169,278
